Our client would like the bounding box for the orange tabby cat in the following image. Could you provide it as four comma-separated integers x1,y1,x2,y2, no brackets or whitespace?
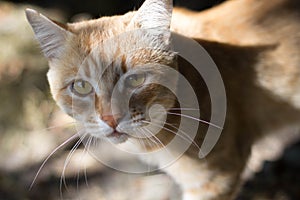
26,0,300,199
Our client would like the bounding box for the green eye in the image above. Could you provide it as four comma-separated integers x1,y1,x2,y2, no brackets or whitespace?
71,80,93,96
125,74,146,88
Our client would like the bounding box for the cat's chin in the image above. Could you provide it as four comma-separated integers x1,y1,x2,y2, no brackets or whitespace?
106,131,129,144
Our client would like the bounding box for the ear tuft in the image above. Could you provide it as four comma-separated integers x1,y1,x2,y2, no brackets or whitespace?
131,0,173,30
25,8,72,60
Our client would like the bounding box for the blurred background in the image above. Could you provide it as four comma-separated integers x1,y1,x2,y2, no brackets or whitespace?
0,0,299,199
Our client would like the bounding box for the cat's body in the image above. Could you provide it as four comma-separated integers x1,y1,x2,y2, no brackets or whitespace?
26,0,300,199
172,0,300,109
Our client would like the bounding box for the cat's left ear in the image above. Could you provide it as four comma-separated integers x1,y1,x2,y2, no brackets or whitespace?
25,8,73,60
131,0,173,30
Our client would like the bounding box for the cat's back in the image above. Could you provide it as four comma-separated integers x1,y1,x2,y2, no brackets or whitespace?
172,0,300,109
171,0,300,45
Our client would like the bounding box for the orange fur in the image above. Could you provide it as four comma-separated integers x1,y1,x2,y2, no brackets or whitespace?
26,0,300,199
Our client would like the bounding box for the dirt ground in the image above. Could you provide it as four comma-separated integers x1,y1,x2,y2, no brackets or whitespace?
0,2,299,200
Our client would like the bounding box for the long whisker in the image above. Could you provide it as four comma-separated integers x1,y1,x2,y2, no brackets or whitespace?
142,120,210,163
166,112,223,130
92,136,101,149
141,127,174,158
151,119,202,151
60,132,88,198
84,136,93,187
168,108,200,111
138,128,161,150
30,122,78,134
90,136,96,147
29,133,80,190
142,120,208,160
142,120,203,155
139,127,163,149
45,122,78,131
76,136,92,190
136,129,156,173
137,128,161,151
134,129,148,153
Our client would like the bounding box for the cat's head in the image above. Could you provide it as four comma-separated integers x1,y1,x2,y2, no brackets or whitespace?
26,0,178,144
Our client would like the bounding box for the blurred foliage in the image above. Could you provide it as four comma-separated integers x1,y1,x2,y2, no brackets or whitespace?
0,2,50,131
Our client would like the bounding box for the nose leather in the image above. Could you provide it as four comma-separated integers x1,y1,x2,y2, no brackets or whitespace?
102,114,120,129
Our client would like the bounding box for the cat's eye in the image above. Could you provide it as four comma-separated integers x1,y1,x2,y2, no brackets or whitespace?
71,80,94,96
125,74,146,88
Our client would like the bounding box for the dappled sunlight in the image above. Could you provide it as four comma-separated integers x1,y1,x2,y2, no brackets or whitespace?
0,1,300,200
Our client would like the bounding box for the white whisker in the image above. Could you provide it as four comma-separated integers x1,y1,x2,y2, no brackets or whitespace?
142,120,206,158
60,132,88,198
169,108,200,111
31,122,77,134
141,127,174,159
151,119,202,151
84,136,93,187
75,136,92,190
29,133,80,190
166,112,223,130
138,128,160,149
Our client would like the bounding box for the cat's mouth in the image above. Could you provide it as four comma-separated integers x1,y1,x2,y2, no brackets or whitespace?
107,130,127,138
106,130,129,144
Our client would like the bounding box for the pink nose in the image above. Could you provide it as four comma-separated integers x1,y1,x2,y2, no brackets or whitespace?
102,115,120,129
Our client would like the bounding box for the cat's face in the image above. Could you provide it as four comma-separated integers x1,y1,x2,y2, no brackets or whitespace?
26,0,177,144
47,29,177,144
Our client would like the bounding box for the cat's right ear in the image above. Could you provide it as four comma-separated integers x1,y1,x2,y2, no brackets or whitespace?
25,8,73,60
130,0,173,30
